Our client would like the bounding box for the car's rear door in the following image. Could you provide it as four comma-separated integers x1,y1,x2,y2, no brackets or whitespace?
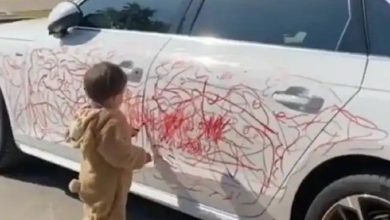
343,1,390,160
17,0,191,163
142,0,369,218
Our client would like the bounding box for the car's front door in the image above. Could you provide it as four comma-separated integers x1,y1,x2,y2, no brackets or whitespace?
142,0,369,218
18,0,190,160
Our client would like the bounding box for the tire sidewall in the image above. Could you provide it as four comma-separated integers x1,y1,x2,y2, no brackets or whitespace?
305,175,390,220
0,94,6,157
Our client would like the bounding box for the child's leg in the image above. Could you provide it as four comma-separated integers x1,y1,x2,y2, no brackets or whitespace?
83,203,106,220
82,204,94,220
79,187,117,220
108,175,132,220
108,190,127,220
83,203,111,220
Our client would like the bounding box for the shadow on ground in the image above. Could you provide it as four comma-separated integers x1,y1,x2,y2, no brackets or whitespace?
2,158,196,220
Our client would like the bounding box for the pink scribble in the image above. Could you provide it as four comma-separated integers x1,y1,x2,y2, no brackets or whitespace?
201,115,230,143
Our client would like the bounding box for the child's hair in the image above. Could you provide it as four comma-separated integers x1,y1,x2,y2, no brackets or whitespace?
84,62,127,104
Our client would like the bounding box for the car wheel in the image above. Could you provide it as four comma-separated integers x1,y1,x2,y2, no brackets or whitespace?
305,174,390,220
0,94,23,171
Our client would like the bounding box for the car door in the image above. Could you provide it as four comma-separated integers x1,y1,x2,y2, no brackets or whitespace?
142,0,368,218
347,1,390,156
0,41,30,136
360,0,390,90
17,0,191,158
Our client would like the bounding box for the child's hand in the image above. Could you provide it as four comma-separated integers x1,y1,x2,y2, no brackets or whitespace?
64,129,70,142
145,153,152,163
151,147,163,160
130,128,140,137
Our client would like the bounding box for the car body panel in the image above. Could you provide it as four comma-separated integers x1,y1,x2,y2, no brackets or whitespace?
362,56,390,91
2,23,171,144
0,39,30,134
138,35,366,219
0,19,370,220
267,54,390,219
0,18,48,41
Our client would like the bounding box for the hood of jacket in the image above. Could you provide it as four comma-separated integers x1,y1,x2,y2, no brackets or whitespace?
67,106,102,149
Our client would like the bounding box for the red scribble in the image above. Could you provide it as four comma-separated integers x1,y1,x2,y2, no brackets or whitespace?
201,115,230,144
180,138,203,155
0,48,388,219
161,108,186,142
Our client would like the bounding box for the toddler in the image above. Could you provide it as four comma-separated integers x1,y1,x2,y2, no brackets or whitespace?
66,62,151,220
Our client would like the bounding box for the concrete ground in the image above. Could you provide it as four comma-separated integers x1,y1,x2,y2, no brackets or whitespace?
0,159,197,220
0,0,60,12
0,0,60,21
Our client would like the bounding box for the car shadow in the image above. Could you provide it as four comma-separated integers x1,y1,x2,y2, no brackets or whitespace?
60,28,101,46
1,158,195,220
220,173,274,220
1,158,79,199
152,157,208,219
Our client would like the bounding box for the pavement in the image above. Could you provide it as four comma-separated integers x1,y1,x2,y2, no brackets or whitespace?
0,159,197,220
0,0,60,12
0,0,60,21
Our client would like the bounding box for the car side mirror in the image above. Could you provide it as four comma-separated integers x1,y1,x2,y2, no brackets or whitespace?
48,1,82,38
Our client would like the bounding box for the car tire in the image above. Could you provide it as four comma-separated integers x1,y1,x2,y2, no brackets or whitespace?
305,174,390,220
0,93,23,171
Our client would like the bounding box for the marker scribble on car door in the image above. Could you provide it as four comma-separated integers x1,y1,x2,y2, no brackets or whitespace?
0,48,388,219
141,58,388,218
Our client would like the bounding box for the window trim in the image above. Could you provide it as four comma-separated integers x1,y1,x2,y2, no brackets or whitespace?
73,0,85,4
363,0,390,58
361,0,371,55
187,0,368,54
177,0,204,35
75,0,193,34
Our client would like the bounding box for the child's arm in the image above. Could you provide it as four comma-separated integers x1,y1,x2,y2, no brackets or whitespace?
97,118,150,170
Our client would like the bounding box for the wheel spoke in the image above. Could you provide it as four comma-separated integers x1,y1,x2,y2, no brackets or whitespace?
338,195,365,220
322,194,390,220
337,206,352,220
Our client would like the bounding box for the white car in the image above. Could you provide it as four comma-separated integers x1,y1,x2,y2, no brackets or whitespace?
0,0,390,219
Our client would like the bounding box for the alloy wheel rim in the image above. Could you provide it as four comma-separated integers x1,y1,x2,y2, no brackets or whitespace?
322,194,390,220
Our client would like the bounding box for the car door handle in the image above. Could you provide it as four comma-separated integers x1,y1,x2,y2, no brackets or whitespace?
272,86,324,114
119,60,143,83
125,67,143,83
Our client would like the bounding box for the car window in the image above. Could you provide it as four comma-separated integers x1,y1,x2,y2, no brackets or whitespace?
191,0,366,53
366,0,390,57
78,0,188,33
